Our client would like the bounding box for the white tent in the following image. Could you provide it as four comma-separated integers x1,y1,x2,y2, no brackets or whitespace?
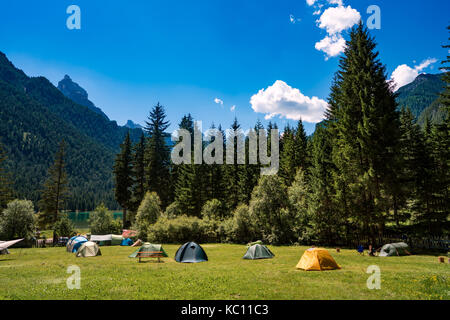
0,238,24,254
90,234,112,242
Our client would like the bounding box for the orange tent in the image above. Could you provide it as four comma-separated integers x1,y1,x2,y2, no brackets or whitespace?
296,248,340,271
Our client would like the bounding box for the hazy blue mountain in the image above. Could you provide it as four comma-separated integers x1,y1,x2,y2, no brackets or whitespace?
124,120,143,129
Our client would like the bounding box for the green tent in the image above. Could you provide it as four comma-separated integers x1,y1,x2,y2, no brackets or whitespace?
379,242,411,257
243,244,274,260
129,243,168,258
111,234,123,246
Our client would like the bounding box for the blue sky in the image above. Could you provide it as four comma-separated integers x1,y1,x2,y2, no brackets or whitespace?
0,0,448,134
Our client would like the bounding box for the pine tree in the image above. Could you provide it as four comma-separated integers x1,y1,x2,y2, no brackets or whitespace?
130,133,146,215
294,119,309,170
329,23,400,240
113,132,133,228
279,124,297,186
39,140,70,232
224,118,243,211
144,102,171,208
0,140,13,208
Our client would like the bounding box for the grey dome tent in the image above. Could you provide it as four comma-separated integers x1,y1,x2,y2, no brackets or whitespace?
76,241,101,257
175,242,208,263
243,244,274,260
379,242,411,257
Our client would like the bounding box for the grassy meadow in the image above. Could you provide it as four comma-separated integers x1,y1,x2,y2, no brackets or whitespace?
0,244,448,300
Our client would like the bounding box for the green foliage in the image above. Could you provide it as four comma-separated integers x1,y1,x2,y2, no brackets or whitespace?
135,192,162,239
163,201,183,218
88,203,121,235
249,175,294,244
0,140,13,208
0,199,36,240
38,140,69,228
226,204,258,244
113,132,133,228
144,103,171,208
146,215,227,243
52,214,76,238
201,199,223,220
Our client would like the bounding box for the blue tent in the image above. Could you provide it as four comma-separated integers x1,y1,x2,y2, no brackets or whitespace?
121,238,133,246
66,236,88,253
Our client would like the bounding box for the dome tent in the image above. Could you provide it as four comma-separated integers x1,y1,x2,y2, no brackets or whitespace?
129,243,168,258
76,241,101,257
243,244,274,260
379,242,411,257
175,242,208,263
66,236,88,253
296,248,340,271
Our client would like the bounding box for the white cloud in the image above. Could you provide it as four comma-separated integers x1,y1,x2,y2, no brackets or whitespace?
313,9,322,15
250,80,327,123
390,58,438,91
328,0,343,6
306,0,317,6
315,34,346,59
230,105,236,112
317,5,361,35
214,98,223,106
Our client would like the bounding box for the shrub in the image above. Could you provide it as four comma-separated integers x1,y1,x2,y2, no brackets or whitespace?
146,215,228,243
53,214,76,238
227,204,259,243
201,199,222,220
89,203,121,234
163,201,182,219
135,192,162,240
249,175,293,244
0,199,36,240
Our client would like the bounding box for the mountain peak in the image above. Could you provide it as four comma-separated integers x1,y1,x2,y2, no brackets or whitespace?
124,120,143,129
57,75,109,120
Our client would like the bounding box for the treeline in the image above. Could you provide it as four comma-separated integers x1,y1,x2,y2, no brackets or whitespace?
113,24,449,246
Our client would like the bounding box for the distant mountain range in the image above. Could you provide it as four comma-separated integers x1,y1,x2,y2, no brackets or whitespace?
0,51,142,210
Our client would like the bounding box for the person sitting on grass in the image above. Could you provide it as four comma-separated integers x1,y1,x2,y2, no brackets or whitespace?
357,244,364,255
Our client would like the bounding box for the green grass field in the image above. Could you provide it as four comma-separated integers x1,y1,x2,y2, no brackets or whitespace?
0,244,448,300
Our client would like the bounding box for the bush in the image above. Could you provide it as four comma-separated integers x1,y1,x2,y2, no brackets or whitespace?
146,215,228,243
163,201,182,219
201,199,222,220
249,175,293,244
135,192,162,240
226,204,259,243
53,214,76,238
0,199,36,240
89,204,121,234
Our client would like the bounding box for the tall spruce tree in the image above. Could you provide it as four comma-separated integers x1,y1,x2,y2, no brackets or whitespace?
0,140,13,208
224,118,243,211
39,140,70,233
113,132,133,228
130,133,146,214
144,102,171,208
328,23,400,241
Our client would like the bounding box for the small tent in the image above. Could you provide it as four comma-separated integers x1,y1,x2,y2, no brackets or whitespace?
129,243,168,258
66,236,88,253
175,242,208,263
243,244,274,260
379,242,411,257
76,241,101,257
121,238,133,246
296,248,340,271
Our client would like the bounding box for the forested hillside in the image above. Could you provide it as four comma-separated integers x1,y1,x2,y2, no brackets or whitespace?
396,73,448,125
0,52,142,210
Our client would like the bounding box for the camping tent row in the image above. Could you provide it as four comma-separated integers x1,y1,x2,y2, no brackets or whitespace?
90,234,132,246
